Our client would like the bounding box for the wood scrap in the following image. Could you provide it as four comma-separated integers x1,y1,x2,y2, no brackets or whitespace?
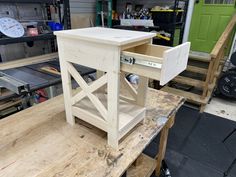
0,53,58,70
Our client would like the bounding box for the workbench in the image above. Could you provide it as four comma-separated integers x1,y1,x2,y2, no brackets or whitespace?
0,88,184,177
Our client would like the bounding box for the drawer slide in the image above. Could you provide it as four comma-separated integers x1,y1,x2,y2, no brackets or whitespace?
121,54,162,69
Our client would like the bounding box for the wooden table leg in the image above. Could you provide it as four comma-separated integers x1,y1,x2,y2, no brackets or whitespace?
155,115,175,176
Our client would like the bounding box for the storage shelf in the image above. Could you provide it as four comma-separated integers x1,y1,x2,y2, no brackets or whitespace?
113,22,183,30
0,33,55,45
73,92,146,139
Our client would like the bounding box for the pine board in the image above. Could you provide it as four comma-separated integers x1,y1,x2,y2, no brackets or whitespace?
0,88,184,177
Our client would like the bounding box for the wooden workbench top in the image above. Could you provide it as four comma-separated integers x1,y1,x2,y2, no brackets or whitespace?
0,88,184,177
54,27,155,46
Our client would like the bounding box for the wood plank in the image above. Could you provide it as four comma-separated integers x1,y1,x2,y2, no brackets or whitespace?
72,106,108,131
0,89,184,177
136,76,148,107
172,76,205,89
186,65,208,75
127,154,156,177
107,47,120,148
54,27,156,46
40,66,61,75
121,63,162,81
189,51,211,62
130,43,170,58
0,53,58,70
0,99,21,111
57,40,75,126
161,86,208,104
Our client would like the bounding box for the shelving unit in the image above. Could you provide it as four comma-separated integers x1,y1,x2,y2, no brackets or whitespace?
0,0,54,3
0,0,71,105
0,0,71,47
0,33,55,45
151,0,189,46
104,0,188,47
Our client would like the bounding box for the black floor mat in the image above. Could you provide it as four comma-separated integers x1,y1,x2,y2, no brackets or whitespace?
165,149,223,177
144,105,236,177
180,113,236,173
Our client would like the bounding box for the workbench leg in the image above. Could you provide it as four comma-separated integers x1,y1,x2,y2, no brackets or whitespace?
200,104,206,113
49,86,56,98
107,48,120,149
59,59,75,126
155,116,175,176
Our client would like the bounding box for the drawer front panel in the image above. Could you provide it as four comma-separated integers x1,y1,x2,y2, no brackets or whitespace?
160,42,190,85
120,42,190,85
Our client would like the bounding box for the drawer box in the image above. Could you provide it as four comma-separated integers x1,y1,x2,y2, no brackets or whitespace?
121,42,190,85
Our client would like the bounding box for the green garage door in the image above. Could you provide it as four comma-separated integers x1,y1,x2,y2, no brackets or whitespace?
189,0,235,53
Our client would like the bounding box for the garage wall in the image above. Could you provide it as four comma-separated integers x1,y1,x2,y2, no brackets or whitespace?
70,0,96,14
69,0,96,29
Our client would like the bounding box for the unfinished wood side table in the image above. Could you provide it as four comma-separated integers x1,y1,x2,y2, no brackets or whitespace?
55,27,190,148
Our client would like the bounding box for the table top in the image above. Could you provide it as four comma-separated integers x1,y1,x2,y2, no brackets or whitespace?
0,89,184,177
54,27,156,46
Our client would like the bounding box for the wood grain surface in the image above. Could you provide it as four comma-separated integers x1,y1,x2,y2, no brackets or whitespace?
0,88,184,177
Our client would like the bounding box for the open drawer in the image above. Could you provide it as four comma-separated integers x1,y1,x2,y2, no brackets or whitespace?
120,42,191,85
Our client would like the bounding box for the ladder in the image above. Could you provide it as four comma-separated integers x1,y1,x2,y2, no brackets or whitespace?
96,0,113,28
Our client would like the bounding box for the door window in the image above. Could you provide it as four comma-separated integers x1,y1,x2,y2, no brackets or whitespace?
205,0,234,4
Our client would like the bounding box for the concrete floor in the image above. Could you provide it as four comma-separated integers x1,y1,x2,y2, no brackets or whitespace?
205,97,236,122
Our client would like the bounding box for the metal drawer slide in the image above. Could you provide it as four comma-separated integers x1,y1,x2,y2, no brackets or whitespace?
121,54,162,69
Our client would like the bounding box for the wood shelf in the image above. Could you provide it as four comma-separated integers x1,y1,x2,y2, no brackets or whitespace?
0,33,55,45
73,92,146,139
127,154,156,177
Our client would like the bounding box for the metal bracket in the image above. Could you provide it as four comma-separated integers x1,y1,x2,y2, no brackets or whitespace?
121,55,135,65
120,54,162,69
